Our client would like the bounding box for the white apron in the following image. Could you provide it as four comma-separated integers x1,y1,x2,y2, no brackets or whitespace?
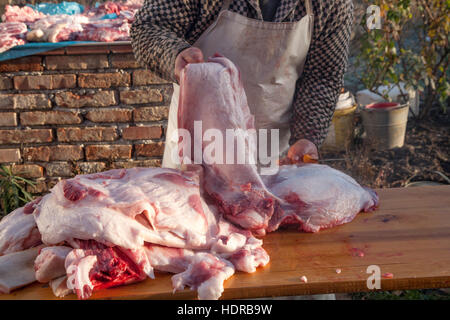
163,0,314,168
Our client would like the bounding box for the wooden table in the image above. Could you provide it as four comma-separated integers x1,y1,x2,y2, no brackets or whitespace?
1,185,449,300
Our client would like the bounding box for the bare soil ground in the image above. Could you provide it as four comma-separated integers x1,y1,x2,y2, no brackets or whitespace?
324,107,449,300
321,108,449,189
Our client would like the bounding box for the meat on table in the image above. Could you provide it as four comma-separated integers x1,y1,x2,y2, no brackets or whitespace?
0,57,379,300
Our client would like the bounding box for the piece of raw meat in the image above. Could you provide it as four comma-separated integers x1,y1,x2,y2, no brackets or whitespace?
1,5,46,24
211,216,269,273
27,15,89,43
0,21,27,37
178,55,276,236
263,164,379,233
27,14,91,43
172,252,234,300
49,276,71,298
64,238,248,300
0,22,28,53
89,0,142,17
29,166,268,299
34,246,72,283
34,167,220,250
0,37,26,54
177,56,378,235
46,23,84,42
28,14,86,31
64,240,152,299
0,245,44,294
76,19,131,42
0,206,42,256
144,244,234,300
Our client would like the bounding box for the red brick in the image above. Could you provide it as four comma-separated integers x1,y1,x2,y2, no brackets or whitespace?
0,94,51,110
85,145,132,161
45,162,75,177
0,129,53,144
20,111,81,125
122,126,162,140
45,55,109,70
76,162,106,174
14,76,50,90
85,109,132,123
14,75,76,90
50,145,84,161
135,142,165,157
0,113,17,126
65,46,110,55
26,179,48,194
0,149,21,163
111,159,161,169
23,146,50,162
24,145,83,162
11,164,43,178
57,127,117,142
133,106,169,122
78,73,130,88
133,70,169,85
0,94,14,109
55,91,116,108
14,94,51,110
120,89,164,105
0,76,12,90
0,56,43,72
111,54,140,69
110,45,133,54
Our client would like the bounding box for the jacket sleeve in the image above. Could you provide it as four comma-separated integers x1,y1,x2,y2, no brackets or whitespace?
289,0,354,147
130,0,201,83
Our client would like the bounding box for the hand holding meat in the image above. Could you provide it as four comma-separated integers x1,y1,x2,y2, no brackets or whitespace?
279,139,319,165
175,47,204,82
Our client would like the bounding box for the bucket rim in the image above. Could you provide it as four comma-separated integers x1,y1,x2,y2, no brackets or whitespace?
362,102,409,112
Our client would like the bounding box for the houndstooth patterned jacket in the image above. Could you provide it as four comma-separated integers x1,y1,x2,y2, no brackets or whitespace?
130,0,354,148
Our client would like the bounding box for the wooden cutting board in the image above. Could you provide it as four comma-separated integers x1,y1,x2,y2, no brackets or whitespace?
1,185,449,300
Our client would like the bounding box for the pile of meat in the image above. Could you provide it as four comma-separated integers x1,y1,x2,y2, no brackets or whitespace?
0,56,378,300
0,167,268,300
0,22,27,54
0,1,143,53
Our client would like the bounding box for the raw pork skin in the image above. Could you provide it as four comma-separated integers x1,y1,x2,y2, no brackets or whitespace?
263,164,379,232
0,55,379,301
29,167,267,299
177,56,378,235
178,55,276,236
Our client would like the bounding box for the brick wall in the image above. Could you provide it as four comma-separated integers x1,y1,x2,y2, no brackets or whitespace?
0,43,171,194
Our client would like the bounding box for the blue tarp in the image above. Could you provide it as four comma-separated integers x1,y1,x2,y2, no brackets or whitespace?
26,2,85,16
0,42,94,62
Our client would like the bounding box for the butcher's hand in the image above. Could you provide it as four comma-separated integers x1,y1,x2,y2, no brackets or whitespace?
175,47,204,82
279,139,319,165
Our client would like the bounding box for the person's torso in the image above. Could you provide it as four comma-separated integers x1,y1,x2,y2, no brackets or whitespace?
184,0,314,45
163,0,315,168
259,0,282,21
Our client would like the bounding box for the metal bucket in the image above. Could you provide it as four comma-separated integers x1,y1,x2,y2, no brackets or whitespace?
322,91,357,152
361,102,409,150
322,105,357,151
